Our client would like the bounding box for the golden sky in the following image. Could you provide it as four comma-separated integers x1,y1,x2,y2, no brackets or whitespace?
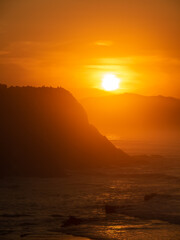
0,0,180,98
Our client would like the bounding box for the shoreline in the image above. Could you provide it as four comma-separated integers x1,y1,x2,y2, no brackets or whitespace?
58,236,92,240
26,234,92,240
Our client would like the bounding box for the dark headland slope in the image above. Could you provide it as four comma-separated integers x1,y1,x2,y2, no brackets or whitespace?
0,84,128,177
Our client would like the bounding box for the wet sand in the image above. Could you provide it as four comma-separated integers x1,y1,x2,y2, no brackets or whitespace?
55,236,91,240
27,236,91,240
3,234,91,240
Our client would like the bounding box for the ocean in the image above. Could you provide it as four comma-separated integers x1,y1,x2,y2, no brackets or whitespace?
0,140,180,240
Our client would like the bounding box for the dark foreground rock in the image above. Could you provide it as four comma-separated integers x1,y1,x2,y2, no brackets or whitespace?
144,193,157,201
62,216,84,227
105,204,119,214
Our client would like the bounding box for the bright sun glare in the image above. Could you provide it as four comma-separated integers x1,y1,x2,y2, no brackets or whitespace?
102,74,120,91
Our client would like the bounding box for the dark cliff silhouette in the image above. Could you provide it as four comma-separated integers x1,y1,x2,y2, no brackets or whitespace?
0,84,128,177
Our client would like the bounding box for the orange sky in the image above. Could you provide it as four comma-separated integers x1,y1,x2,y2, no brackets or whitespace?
0,0,180,98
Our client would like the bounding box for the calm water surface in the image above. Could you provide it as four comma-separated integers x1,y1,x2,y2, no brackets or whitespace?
0,157,180,240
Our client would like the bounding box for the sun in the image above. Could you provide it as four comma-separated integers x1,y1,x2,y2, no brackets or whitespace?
102,74,120,91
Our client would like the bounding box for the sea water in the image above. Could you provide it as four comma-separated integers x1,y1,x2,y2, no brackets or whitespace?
0,141,180,240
